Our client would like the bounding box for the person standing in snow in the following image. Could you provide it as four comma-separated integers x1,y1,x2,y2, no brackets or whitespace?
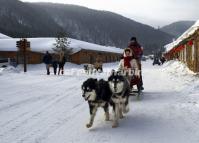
43,51,52,75
128,37,144,90
52,56,58,75
58,51,66,75
160,56,166,65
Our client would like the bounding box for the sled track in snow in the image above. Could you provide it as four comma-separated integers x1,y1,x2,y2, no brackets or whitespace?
0,76,87,143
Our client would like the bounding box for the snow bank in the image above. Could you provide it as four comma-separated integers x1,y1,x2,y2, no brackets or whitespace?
162,60,199,94
0,33,11,39
162,60,195,75
0,66,20,75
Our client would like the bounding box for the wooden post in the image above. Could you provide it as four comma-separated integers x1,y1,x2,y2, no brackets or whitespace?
23,39,27,72
16,39,30,72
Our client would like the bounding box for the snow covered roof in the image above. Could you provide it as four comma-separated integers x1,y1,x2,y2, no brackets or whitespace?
0,33,12,39
0,37,123,54
165,20,199,52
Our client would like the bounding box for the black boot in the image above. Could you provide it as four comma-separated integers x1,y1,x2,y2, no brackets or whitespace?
47,70,50,75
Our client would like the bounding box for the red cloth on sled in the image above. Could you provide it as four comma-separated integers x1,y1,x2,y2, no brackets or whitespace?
130,75,140,86
124,56,132,68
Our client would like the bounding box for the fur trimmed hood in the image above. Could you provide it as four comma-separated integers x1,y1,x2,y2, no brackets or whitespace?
123,48,134,57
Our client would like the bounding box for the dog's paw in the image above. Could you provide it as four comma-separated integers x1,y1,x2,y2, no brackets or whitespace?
105,114,110,121
119,115,124,119
112,124,118,128
112,122,118,128
123,107,129,114
86,123,92,128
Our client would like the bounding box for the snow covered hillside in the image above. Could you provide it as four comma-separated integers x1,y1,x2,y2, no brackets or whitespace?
0,60,199,143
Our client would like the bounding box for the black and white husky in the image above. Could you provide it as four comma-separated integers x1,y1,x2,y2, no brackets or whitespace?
83,64,94,74
81,78,112,128
108,71,130,128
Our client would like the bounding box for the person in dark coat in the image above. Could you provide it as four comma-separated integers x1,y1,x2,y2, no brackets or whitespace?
58,52,66,75
128,37,143,61
128,37,144,90
43,51,52,75
52,60,58,75
160,56,166,65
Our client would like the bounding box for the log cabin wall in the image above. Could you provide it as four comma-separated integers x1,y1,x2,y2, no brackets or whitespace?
1,49,122,65
71,49,121,64
196,30,199,72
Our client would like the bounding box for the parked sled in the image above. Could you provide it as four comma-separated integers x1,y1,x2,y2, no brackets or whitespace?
94,61,103,73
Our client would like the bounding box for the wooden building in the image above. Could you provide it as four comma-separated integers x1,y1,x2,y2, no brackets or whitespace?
0,38,122,65
71,49,121,64
0,51,45,64
164,20,199,73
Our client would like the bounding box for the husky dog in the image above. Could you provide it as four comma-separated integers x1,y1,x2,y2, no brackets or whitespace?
108,71,130,128
83,64,94,74
81,78,112,128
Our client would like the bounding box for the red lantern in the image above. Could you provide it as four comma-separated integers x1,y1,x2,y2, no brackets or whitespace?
180,45,185,51
188,40,193,46
176,46,180,52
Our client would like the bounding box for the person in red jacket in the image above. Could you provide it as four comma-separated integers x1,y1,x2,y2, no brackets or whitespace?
128,37,143,61
128,37,144,90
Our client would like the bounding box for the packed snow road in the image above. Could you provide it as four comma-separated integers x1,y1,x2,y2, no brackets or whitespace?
0,60,199,143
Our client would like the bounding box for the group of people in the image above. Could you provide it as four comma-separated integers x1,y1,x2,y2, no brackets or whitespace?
153,55,166,66
43,51,66,75
118,37,144,91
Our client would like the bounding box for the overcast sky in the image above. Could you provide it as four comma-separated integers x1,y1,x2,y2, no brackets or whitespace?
21,0,199,27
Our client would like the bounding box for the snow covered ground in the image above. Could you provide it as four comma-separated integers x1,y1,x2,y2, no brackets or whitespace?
0,60,199,143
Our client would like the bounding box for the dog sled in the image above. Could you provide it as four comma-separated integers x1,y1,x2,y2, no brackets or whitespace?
94,61,103,73
123,70,142,99
83,60,103,74
129,74,143,99
113,69,142,99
